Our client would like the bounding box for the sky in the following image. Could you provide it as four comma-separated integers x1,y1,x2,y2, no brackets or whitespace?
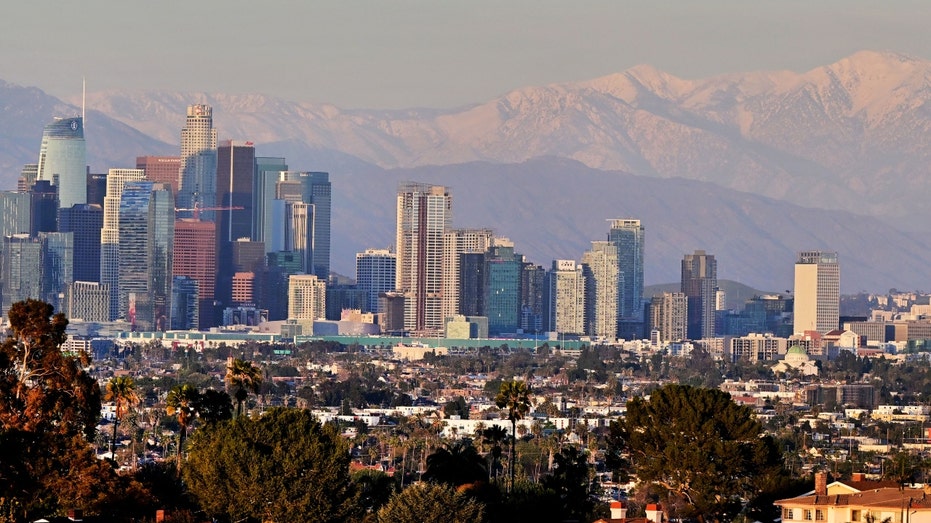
3,1,931,109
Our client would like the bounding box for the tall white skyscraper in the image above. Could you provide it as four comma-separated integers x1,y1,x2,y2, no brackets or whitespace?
794,251,840,334
396,182,451,334
37,117,86,209
100,168,145,320
178,104,217,217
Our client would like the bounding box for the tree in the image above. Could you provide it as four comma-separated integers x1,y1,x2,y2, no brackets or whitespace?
0,300,153,521
183,408,356,522
423,440,488,487
541,445,600,523
104,376,139,455
0,299,100,439
608,384,785,523
225,358,263,417
482,425,509,483
197,388,233,425
376,483,484,523
165,384,200,469
495,380,532,493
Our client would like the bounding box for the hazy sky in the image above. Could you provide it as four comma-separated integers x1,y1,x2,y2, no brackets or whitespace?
3,1,931,109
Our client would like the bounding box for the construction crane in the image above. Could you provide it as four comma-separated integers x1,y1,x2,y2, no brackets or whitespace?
174,203,245,220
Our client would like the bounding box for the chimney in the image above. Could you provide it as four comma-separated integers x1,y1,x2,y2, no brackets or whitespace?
67,509,83,521
815,471,828,495
610,501,628,521
646,503,664,523
851,472,866,482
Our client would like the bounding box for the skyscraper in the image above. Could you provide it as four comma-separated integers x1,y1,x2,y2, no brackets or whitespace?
582,240,619,339
170,276,200,330
59,204,103,283
681,250,718,340
356,249,397,313
118,181,173,331
29,180,58,235
608,219,645,322
215,142,252,228
1,234,41,317
301,172,331,281
288,274,326,323
443,228,494,320
520,260,545,333
395,182,451,334
65,281,110,322
252,156,287,249
178,104,217,217
794,251,840,334
39,231,73,311
137,156,181,194
36,117,86,209
650,292,688,343
484,238,522,336
543,260,586,335
173,219,217,329
100,168,145,319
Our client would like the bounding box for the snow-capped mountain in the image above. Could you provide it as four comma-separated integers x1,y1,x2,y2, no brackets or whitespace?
75,50,931,221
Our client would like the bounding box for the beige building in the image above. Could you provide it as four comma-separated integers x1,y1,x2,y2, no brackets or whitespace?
794,251,840,334
650,292,688,343
730,333,787,362
288,274,326,326
395,183,451,334
582,241,619,340
544,260,586,335
775,473,931,523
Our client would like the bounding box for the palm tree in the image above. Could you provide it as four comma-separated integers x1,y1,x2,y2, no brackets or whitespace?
225,358,263,417
423,440,488,487
495,380,532,493
482,425,508,484
104,376,139,457
166,384,200,469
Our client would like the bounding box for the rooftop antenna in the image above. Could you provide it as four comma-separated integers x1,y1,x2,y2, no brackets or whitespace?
82,77,86,124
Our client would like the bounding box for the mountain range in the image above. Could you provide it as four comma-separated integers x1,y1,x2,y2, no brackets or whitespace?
2,51,930,294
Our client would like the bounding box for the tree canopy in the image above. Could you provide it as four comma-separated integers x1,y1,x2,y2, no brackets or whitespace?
608,384,785,523
376,482,484,523
183,407,356,523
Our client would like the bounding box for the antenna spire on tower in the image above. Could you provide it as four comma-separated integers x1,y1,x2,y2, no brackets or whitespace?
82,77,86,125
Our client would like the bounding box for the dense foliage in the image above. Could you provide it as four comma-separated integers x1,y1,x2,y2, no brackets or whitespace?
183,407,356,522
609,384,786,523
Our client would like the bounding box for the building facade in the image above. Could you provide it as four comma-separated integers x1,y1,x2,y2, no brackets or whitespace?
395,182,451,334
356,249,397,313
36,117,86,209
177,104,217,216
582,241,619,340
100,168,145,319
681,250,718,340
608,219,644,322
794,250,840,334
650,292,688,343
543,260,586,335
